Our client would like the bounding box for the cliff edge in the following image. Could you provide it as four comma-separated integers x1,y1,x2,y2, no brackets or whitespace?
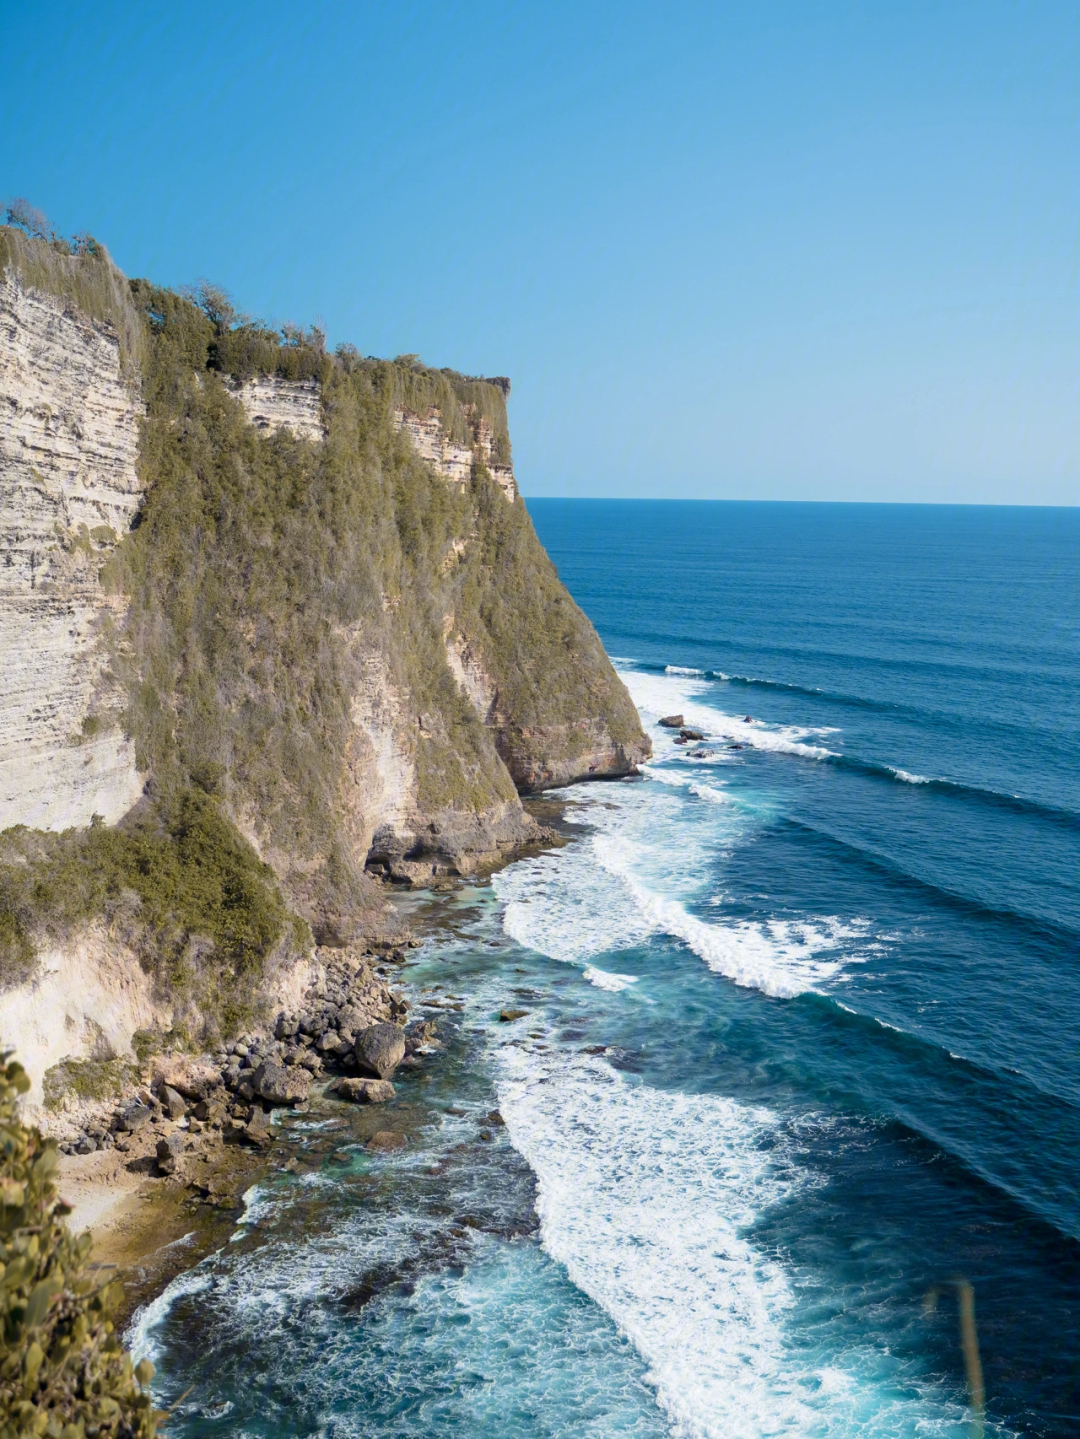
0,225,648,1107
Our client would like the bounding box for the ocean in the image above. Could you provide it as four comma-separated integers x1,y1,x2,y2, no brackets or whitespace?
134,501,1080,1438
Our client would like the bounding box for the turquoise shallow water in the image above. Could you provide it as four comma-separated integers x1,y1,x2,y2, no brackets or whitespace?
137,502,1080,1437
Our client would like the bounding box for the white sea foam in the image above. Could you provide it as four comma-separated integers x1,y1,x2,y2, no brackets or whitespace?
495,773,864,999
230,1182,268,1239
127,1268,213,1364
582,965,640,992
498,841,657,965
688,781,730,805
497,1049,818,1438
664,664,705,675
890,767,931,784
622,668,837,761
593,840,863,998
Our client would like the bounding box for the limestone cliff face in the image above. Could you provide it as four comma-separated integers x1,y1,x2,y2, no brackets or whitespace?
229,374,327,443
232,374,517,500
0,230,649,1047
0,267,145,830
392,404,517,500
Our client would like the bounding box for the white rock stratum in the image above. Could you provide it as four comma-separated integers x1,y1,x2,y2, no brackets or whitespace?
0,269,146,831
228,374,328,443
227,370,517,500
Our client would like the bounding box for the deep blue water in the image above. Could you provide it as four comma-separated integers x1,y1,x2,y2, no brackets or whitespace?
139,501,1080,1438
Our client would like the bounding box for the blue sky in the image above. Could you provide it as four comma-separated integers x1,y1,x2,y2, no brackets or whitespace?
3,1,1078,503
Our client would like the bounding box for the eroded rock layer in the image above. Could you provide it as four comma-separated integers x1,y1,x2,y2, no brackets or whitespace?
0,267,145,829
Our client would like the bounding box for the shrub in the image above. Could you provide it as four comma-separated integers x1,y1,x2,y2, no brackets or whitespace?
0,1056,160,1436
0,791,302,1033
42,1061,139,1116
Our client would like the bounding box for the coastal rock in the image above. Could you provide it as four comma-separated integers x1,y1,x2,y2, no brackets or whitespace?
117,1102,153,1133
252,1061,311,1106
0,260,146,835
404,1020,439,1052
244,1107,274,1146
659,715,684,728
156,1059,225,1103
228,374,327,443
393,404,517,501
155,1132,185,1175
160,1085,187,1121
499,1009,528,1022
354,1023,406,1079
335,1077,395,1104
336,1004,368,1036
365,1130,407,1153
679,729,705,741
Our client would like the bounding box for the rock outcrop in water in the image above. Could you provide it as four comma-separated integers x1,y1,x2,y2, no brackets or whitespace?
0,222,648,1111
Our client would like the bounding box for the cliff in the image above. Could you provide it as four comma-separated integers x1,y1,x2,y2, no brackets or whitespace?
0,225,648,1100
0,239,145,832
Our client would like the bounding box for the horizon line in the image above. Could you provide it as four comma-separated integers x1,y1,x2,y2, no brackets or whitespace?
520,495,1080,509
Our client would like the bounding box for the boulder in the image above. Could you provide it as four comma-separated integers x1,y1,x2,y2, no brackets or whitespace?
335,1077,395,1104
193,1097,227,1125
365,1131,407,1153
336,1005,368,1036
244,1107,274,1146
154,1059,222,1102
252,1060,311,1106
679,728,705,741
405,1019,439,1044
659,715,684,728
499,1009,528,1022
160,1085,187,1120
155,1132,185,1175
118,1102,153,1133
354,1023,406,1079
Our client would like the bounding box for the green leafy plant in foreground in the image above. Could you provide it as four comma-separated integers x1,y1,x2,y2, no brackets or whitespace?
0,1057,158,1437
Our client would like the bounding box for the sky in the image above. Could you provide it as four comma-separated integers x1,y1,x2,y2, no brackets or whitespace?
2,1,1079,504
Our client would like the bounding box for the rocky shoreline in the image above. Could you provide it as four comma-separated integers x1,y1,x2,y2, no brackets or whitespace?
52,935,451,1310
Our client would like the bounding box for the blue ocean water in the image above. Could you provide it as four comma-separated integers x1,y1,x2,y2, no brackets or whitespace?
137,502,1080,1438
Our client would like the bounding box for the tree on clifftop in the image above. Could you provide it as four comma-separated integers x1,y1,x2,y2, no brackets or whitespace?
0,1056,160,1438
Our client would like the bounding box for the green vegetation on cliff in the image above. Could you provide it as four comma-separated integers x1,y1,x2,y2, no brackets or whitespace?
111,280,519,908
0,222,143,375
0,790,301,1034
0,225,647,1001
